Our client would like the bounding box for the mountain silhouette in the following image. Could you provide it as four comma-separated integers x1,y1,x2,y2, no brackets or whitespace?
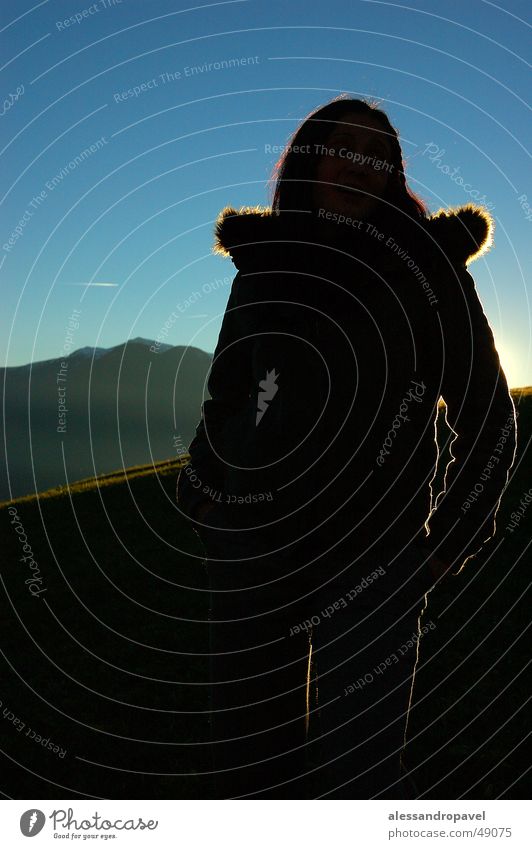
1,339,211,501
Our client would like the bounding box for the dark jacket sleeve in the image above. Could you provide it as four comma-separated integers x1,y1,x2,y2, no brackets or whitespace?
176,271,252,522
426,263,517,567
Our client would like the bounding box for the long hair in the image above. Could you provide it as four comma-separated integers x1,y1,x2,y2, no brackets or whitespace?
270,95,428,222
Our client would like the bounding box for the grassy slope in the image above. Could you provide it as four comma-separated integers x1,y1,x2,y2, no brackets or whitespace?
0,389,530,799
1,457,210,799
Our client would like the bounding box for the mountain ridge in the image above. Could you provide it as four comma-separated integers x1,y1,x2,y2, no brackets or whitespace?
7,337,211,370
0,341,213,502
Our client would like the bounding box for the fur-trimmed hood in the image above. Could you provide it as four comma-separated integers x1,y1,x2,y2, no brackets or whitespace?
213,203,494,268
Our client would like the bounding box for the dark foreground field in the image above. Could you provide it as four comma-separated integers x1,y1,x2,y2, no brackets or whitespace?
1,390,530,799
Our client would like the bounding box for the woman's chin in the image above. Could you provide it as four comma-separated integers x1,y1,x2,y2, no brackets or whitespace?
320,191,377,221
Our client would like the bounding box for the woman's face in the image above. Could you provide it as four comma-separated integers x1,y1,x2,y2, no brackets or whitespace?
312,112,395,220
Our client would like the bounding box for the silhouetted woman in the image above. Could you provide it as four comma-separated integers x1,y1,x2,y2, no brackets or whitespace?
177,96,516,799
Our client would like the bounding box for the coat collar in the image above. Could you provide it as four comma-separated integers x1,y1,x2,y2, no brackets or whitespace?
213,203,494,269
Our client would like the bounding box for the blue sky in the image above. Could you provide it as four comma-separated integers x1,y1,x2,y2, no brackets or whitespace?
1,0,530,387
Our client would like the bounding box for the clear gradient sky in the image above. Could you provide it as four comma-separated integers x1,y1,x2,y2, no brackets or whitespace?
1,0,530,387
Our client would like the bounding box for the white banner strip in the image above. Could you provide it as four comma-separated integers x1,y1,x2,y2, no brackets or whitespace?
1,799,529,847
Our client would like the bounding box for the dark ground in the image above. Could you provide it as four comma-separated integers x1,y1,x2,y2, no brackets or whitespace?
0,391,529,799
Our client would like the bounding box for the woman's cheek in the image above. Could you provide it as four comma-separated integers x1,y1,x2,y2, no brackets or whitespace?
315,160,339,187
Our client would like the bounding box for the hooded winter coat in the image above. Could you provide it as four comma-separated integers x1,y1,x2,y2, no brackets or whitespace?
177,203,516,568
